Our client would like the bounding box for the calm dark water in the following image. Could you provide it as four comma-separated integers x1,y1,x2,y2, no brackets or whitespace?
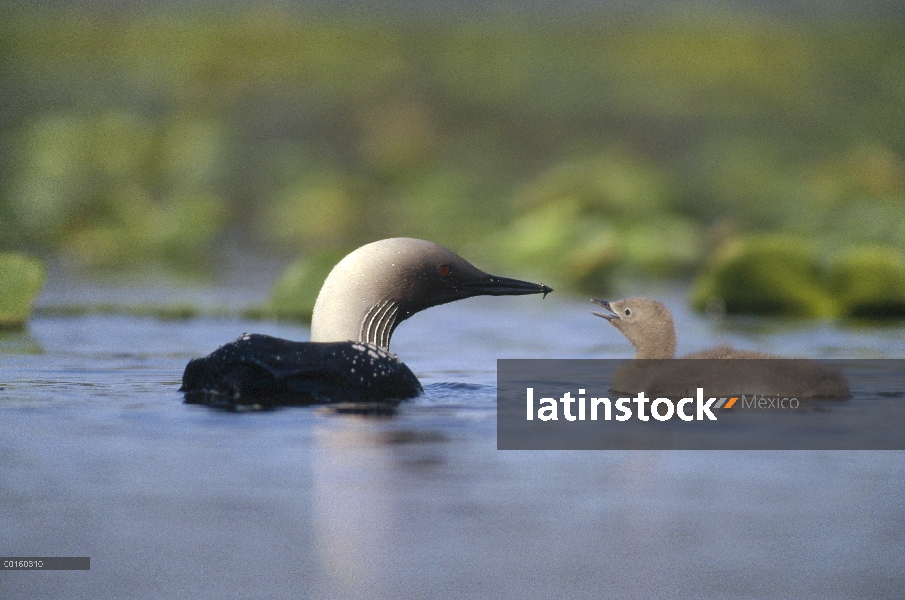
2,293,904,599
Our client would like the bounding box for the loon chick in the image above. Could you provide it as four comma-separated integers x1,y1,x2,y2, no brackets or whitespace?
590,297,771,359
181,238,552,407
590,297,849,398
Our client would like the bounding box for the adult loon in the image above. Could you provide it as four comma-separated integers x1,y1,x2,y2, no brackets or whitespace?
181,238,552,407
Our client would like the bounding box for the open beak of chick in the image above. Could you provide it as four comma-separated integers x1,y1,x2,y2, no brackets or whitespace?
590,298,619,321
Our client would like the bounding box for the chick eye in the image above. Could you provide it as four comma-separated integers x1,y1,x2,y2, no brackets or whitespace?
438,265,451,277
624,309,631,316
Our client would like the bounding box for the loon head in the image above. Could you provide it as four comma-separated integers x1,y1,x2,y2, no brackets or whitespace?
591,297,677,359
310,238,552,349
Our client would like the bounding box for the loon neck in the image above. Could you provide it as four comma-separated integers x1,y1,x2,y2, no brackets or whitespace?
633,346,676,359
358,300,403,349
311,287,404,350
632,320,677,358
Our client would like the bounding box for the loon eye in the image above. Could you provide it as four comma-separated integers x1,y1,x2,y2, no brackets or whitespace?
624,308,631,316
437,265,451,277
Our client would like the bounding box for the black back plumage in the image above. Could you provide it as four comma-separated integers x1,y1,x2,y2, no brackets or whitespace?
181,334,422,408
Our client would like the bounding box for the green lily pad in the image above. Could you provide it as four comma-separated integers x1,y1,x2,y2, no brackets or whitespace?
691,236,834,317
830,246,905,319
0,253,47,329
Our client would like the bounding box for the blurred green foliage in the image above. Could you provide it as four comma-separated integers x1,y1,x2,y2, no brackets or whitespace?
261,248,347,322
829,246,905,319
0,252,46,328
4,109,228,269
492,148,702,290
0,8,903,316
691,235,834,317
692,238,905,319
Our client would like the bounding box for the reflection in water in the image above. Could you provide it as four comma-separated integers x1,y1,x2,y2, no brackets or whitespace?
311,418,449,599
312,422,394,598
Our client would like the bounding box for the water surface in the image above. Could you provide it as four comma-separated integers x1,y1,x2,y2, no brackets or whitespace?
2,293,904,599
